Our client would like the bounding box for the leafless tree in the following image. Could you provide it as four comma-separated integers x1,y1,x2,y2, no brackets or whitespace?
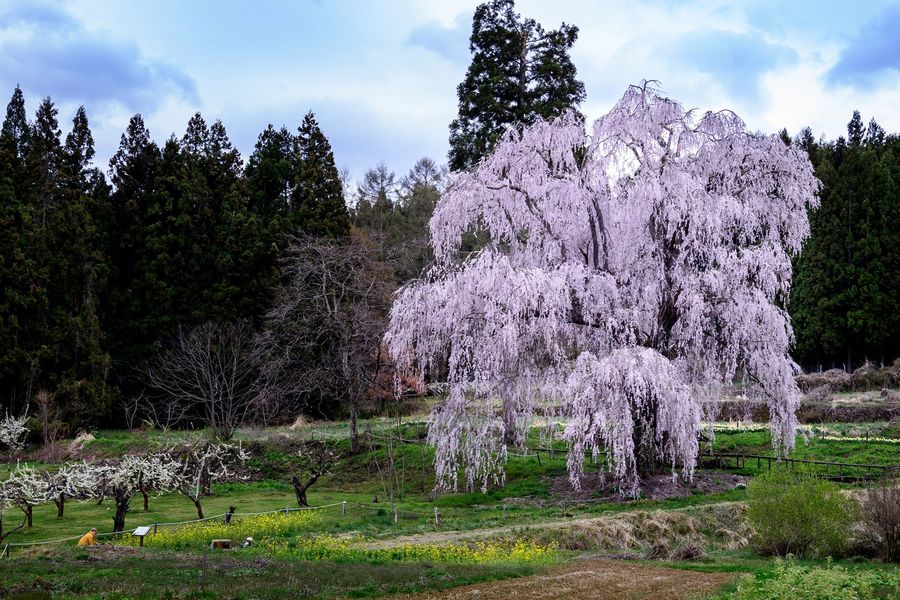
290,442,341,507
34,389,64,449
258,231,395,453
144,320,263,439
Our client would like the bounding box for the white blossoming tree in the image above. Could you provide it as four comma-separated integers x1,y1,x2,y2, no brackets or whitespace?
92,455,179,532
386,83,819,495
1,464,53,528
45,462,97,518
170,442,249,519
0,410,29,457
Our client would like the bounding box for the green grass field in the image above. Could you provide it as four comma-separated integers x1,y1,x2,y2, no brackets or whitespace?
2,422,898,599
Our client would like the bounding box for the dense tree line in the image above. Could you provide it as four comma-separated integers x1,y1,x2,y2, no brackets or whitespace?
790,113,900,371
0,86,355,426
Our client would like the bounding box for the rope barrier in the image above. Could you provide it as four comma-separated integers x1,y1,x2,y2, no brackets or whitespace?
152,513,227,527
8,534,84,547
231,502,344,517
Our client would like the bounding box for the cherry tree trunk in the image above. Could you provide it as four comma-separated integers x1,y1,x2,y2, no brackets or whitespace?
113,501,128,533
55,494,65,518
292,482,309,508
194,500,204,520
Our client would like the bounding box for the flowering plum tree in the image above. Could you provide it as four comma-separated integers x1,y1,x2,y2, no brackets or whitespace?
170,442,249,519
45,462,97,518
93,454,179,532
0,410,29,456
386,83,819,495
1,464,53,527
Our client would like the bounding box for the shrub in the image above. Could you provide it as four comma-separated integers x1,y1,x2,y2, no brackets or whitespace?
746,467,857,558
860,484,900,562
732,557,900,600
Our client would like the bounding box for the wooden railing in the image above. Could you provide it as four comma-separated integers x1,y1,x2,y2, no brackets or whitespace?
698,452,900,481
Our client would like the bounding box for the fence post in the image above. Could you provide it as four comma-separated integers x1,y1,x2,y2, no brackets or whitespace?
284,507,289,516
341,501,347,516
153,523,157,534
393,509,398,524
434,507,440,527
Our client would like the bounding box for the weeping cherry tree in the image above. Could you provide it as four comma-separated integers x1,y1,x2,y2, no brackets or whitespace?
385,83,819,495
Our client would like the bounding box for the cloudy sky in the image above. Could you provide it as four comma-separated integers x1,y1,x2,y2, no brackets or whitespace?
2,0,899,181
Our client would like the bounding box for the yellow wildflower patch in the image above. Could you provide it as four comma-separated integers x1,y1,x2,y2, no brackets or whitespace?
119,510,321,550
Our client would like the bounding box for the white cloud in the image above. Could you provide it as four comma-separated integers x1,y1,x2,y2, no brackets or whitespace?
4,0,898,178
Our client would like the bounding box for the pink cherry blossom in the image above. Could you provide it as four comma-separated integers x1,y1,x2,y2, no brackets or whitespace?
386,83,820,496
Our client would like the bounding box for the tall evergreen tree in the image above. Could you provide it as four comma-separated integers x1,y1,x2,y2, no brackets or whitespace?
292,112,350,237
245,125,294,223
45,106,112,422
0,87,37,412
103,114,162,378
448,0,585,170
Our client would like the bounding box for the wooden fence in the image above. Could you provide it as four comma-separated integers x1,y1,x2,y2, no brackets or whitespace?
698,452,900,482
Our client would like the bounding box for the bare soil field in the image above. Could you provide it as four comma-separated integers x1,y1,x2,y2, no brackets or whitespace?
400,559,736,600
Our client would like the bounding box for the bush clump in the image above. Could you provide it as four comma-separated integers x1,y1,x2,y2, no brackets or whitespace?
746,467,858,558
860,484,900,563
732,557,900,600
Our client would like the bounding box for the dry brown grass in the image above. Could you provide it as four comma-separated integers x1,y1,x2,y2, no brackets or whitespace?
507,504,750,560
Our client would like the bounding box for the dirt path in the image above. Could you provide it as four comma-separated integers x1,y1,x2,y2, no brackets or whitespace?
396,559,737,600
360,501,741,549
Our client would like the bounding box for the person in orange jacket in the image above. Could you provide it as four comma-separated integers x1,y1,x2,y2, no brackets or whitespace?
77,528,98,546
